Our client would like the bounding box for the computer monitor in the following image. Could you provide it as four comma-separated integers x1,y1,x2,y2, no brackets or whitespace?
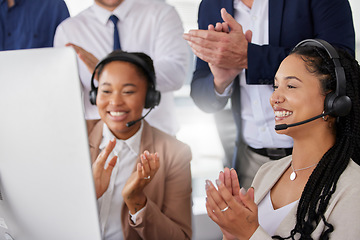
0,48,102,240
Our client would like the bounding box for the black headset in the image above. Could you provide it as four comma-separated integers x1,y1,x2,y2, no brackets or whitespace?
293,39,352,117
89,51,161,109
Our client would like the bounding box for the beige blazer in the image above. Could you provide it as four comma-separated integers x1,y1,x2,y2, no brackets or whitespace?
250,156,360,239
87,120,192,240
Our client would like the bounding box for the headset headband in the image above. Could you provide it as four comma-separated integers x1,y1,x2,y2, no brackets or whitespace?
293,39,351,117
293,39,346,97
90,51,156,91
89,50,160,108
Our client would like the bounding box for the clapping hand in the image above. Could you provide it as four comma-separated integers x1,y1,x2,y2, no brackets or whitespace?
183,8,252,94
122,151,160,214
66,43,99,75
219,168,242,203
92,138,118,199
205,168,258,239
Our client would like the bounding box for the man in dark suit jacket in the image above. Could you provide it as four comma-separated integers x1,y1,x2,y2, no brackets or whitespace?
184,0,355,188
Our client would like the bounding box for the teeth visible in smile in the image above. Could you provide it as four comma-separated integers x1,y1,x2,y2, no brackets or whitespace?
110,111,125,117
274,111,293,117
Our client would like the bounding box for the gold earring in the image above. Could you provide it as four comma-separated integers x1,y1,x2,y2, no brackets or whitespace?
322,111,329,121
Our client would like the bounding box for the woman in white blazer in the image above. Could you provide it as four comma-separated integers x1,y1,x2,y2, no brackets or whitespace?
205,39,360,240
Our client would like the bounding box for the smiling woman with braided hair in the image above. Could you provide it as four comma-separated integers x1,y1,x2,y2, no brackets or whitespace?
204,39,360,240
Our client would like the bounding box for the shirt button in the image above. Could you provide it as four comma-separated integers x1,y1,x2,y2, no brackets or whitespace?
7,32,11,37
252,16,257,21
260,127,266,132
254,100,258,105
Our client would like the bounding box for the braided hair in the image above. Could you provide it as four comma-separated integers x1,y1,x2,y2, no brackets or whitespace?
272,46,360,240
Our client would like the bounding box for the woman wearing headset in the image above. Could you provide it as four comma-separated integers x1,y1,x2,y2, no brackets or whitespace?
88,50,192,240
205,40,360,239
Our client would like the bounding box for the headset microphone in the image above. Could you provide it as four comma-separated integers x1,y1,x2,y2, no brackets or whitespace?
275,111,330,131
126,107,154,127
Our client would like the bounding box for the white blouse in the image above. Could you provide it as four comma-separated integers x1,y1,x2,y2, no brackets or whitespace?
258,191,298,236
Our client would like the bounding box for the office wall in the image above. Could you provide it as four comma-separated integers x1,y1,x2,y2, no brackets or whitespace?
349,0,360,59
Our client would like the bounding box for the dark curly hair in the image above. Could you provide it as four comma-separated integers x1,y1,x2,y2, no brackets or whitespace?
96,50,156,88
272,45,360,240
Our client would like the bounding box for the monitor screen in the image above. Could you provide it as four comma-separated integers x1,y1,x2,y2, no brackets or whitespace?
0,48,102,240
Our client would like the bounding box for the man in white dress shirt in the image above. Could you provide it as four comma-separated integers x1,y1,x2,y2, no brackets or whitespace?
54,0,189,135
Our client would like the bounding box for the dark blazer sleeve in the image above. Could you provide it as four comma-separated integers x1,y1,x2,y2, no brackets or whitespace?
246,0,355,84
192,0,355,91
190,0,235,113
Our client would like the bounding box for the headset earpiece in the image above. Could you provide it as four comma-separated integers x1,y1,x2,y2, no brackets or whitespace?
325,93,352,117
145,87,161,109
89,87,97,105
294,39,352,117
89,61,100,106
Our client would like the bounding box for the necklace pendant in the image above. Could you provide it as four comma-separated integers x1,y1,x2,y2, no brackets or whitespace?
290,171,296,181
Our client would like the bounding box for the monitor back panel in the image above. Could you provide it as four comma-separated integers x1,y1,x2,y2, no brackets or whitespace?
0,48,102,240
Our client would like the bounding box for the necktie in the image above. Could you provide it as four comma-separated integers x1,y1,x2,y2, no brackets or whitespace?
109,15,121,50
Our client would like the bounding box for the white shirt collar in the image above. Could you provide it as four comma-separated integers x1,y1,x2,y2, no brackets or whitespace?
98,120,142,239
99,121,143,156
91,0,134,25
234,0,251,12
112,0,133,22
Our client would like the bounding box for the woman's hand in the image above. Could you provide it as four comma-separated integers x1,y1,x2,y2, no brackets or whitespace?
218,168,243,239
205,179,258,240
92,138,117,199
219,168,241,203
122,151,160,214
